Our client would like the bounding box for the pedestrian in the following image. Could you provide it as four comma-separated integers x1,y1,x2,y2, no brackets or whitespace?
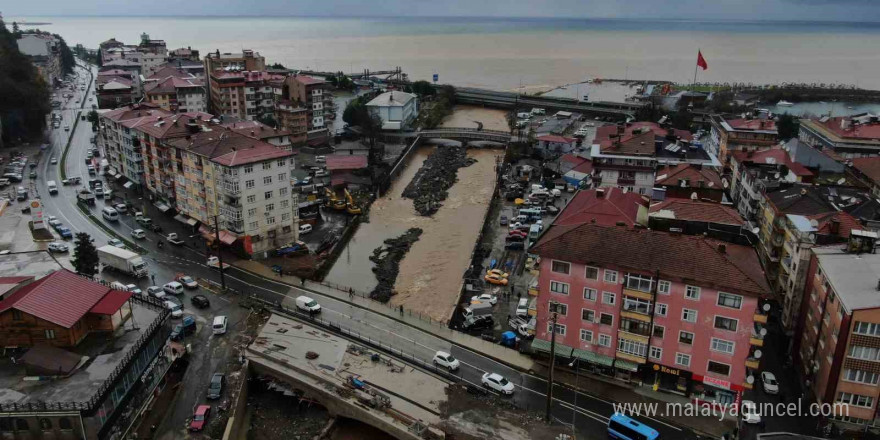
349,288,354,300
399,305,404,316
517,291,521,300
151,274,156,284
301,277,305,287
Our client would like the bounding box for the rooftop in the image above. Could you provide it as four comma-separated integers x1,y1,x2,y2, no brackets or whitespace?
0,252,66,280
325,155,368,171
649,199,745,225
802,114,880,143
814,245,880,310
537,135,576,144
554,188,647,228
766,184,872,216
725,118,778,132
366,91,416,107
290,75,326,86
167,127,292,167
852,157,880,184
532,224,770,296
731,148,813,177
655,163,723,189
595,121,693,149
220,119,291,139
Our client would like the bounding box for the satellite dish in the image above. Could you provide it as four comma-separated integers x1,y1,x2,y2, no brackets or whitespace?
754,349,763,359
762,303,771,312
837,178,846,185
809,219,819,228
746,375,755,384
752,227,760,234
760,328,768,336
691,192,698,200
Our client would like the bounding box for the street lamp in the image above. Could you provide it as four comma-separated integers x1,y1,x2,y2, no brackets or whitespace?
212,215,227,290
545,300,560,423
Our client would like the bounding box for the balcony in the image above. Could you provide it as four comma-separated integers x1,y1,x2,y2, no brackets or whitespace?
622,298,652,316
751,323,767,347
745,357,761,369
620,310,651,323
220,204,242,221
226,220,244,234
622,287,653,301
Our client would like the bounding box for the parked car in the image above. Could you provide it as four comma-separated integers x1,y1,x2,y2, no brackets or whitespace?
177,275,198,289
432,351,460,371
481,372,515,395
170,315,196,341
189,405,211,431
207,373,225,399
484,272,509,286
114,203,128,214
163,300,184,318
47,242,69,253
125,284,143,296
131,229,146,239
499,215,508,226
191,294,210,309
146,286,166,299
295,295,321,314
299,224,313,235
741,400,761,424
761,371,779,394
57,227,73,239
163,281,184,295
47,217,62,228
50,157,57,164
471,293,498,305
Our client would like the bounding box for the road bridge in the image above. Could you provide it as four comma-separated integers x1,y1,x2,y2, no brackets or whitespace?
417,127,512,143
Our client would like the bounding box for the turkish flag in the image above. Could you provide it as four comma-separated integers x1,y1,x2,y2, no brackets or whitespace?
697,50,708,71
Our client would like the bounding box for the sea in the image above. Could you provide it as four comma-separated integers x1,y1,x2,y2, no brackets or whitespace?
11,16,880,92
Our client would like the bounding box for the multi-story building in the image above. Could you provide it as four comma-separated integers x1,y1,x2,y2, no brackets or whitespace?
794,231,880,427
654,163,725,203
209,70,283,121
136,113,213,205
99,33,167,77
365,91,418,131
97,103,173,190
708,115,778,165
286,75,330,143
100,59,143,98
95,69,137,109
728,149,814,221
168,46,200,62
204,49,266,74
849,157,880,198
16,33,62,84
275,100,309,146
756,184,871,330
221,119,292,149
531,224,770,405
166,126,299,257
143,66,207,113
800,114,880,159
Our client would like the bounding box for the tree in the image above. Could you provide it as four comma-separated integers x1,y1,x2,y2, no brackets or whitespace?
0,18,51,145
257,113,277,128
72,232,99,277
270,62,286,70
342,97,366,126
410,80,435,97
11,22,19,35
668,110,694,131
87,110,99,125
777,113,800,141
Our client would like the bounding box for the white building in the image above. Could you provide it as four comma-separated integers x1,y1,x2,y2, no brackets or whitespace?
366,91,418,131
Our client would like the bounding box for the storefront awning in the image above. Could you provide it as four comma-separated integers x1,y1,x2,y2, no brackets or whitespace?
573,349,614,367
154,202,171,212
174,215,198,226
115,173,126,182
614,359,640,372
219,231,237,245
530,338,573,358
123,181,134,189
107,169,117,177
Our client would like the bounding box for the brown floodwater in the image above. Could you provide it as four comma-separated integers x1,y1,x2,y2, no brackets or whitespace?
324,145,502,321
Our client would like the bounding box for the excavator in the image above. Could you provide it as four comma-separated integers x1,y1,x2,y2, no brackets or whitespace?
324,187,347,211
345,188,362,215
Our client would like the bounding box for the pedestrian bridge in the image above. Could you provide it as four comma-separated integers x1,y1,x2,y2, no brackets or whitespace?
417,127,511,143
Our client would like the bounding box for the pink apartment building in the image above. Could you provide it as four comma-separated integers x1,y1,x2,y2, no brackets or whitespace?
531,224,771,407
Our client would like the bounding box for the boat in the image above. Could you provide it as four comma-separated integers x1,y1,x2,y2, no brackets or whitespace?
777,100,794,107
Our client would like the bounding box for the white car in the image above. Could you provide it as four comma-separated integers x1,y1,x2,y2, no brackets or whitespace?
741,400,761,424
178,276,198,289
163,281,184,295
432,351,460,371
146,286,166,299
50,157,57,164
470,293,498,305
125,284,143,296
761,371,779,394
47,242,69,253
108,238,124,248
164,300,184,318
114,203,127,214
130,229,146,239
481,372,515,395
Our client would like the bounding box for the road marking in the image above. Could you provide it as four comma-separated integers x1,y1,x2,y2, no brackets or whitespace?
556,400,610,424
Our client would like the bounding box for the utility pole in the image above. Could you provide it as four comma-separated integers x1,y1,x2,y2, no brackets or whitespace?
545,301,559,423
213,215,226,290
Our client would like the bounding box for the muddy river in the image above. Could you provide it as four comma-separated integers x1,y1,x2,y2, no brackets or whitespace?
325,145,502,321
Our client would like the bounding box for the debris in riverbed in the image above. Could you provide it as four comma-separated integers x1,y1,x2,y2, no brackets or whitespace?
369,228,422,302
402,146,476,216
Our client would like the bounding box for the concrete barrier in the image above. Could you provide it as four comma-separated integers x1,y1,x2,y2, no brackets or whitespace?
221,360,250,440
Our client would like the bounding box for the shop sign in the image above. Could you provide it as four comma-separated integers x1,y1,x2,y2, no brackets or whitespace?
653,363,681,376
701,375,731,390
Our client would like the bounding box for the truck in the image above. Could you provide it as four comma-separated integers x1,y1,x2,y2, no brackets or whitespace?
47,180,58,195
461,302,493,326
508,315,536,339
77,189,95,206
166,233,184,246
98,245,148,278
206,256,230,271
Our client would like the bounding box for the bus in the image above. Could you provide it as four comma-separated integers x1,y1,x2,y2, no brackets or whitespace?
608,413,659,440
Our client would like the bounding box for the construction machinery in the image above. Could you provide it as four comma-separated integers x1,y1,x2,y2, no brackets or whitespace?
344,189,362,215
324,187,347,210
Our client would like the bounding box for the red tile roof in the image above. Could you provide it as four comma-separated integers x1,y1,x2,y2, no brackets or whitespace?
554,188,647,228
570,160,593,174
537,135,575,144
325,155,368,171
650,199,744,225
90,290,132,315
726,118,777,131
560,154,586,165
292,75,325,85
811,117,880,140
595,122,693,152
0,270,123,328
809,212,861,238
852,157,880,184
731,148,814,177
211,144,292,167
532,224,770,296
655,163,723,188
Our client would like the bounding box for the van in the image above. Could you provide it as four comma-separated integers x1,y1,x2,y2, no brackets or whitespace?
315,156,326,163
47,181,58,195
515,298,529,318
212,316,228,335
101,207,119,221
295,295,321,314
16,186,27,201
298,224,313,235
163,281,184,296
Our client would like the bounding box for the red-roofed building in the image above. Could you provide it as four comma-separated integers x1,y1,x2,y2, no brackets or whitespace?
655,163,725,203
286,74,330,144
648,199,749,245
849,156,880,197
0,271,133,348
554,188,648,228
536,135,577,157
325,155,368,172
143,67,207,113
799,114,880,159
729,148,814,221
208,69,285,121
708,114,779,164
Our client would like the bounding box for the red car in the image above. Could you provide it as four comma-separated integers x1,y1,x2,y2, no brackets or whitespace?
508,229,527,238
190,405,211,431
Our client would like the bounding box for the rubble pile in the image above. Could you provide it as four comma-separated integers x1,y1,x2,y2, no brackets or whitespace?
369,228,423,302
402,146,476,216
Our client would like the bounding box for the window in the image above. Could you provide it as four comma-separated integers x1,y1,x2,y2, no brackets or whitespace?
598,334,612,347
656,303,668,317
264,190,273,200
675,353,691,367
618,338,647,357
262,162,271,170
282,213,290,221
685,285,701,300
249,221,259,229
844,369,880,385
853,322,880,337
585,266,599,280
555,304,568,316
281,200,289,209
263,176,272,185
650,346,663,359
707,360,731,376
245,179,255,189
277,159,286,166
714,316,738,332
626,273,653,292
280,187,288,196
679,331,694,345
600,313,614,326
547,323,566,336
247,194,256,203
278,172,286,181
838,392,874,408
602,292,616,305
849,346,880,361
247,208,257,217
652,325,665,339
710,338,735,354
623,296,652,315
580,329,593,343
266,203,274,211
59,417,72,430
549,281,570,295
657,280,671,295
266,216,276,225
551,260,570,274
244,165,253,174
45,329,56,339
583,288,597,301
604,270,618,283
717,292,743,309
582,309,595,322
682,308,697,323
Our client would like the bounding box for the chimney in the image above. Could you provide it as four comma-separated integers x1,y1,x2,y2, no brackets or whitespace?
596,188,605,198
718,244,727,254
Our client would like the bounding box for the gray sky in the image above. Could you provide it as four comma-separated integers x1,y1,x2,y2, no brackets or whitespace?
7,0,880,22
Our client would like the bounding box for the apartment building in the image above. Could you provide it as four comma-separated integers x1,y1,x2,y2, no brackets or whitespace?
850,157,880,198
286,75,330,144
654,163,725,203
143,65,207,113
532,224,770,406
795,231,880,427
729,149,814,221
99,33,168,76
136,113,213,205
275,100,309,146
97,103,174,190
95,69,137,109
209,70,283,121
204,49,266,74
800,114,880,159
756,184,870,330
707,115,778,164
166,127,299,257
221,119,292,149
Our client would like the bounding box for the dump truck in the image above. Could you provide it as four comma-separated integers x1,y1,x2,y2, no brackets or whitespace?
98,245,148,278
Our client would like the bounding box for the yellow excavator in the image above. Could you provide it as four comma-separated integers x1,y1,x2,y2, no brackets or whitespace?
345,188,362,215
324,187,347,211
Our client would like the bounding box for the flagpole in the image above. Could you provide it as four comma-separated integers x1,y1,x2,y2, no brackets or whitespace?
693,49,700,91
